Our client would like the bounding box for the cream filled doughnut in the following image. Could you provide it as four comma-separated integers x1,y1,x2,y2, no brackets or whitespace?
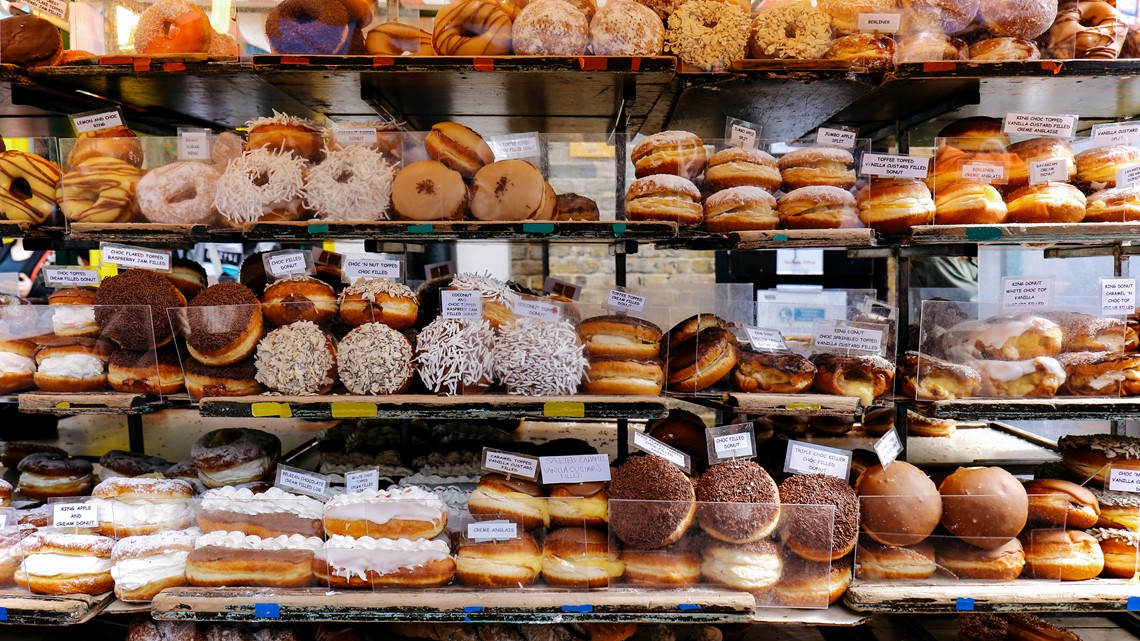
110,529,196,602
92,477,195,537
315,535,455,588
323,486,448,539
191,428,281,489
198,486,324,538
136,161,220,225
16,532,114,595
186,530,322,588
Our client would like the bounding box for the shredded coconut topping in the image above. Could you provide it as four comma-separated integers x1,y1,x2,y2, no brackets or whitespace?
254,321,337,395
338,278,415,304
665,1,750,71
245,110,323,133
303,146,397,221
415,317,496,395
214,148,306,223
1088,527,1140,546
1091,487,1140,507
449,272,512,303
336,323,415,395
491,317,587,395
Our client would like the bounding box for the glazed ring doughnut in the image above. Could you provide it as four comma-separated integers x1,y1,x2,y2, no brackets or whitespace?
0,151,61,224
432,0,513,56
1043,1,1127,59
136,161,220,225
133,0,213,54
57,158,143,223
366,22,435,55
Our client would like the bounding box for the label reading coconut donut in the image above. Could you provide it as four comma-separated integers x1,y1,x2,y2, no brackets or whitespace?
345,469,380,494
70,108,125,134
52,503,97,528
482,448,539,480
784,440,851,480
514,298,561,323
1101,278,1137,316
539,454,611,484
100,243,172,272
857,13,901,32
1003,113,1078,138
631,431,691,473
1109,468,1140,493
707,423,756,464
333,128,377,145
42,266,100,287
874,428,903,470
275,465,329,499
725,117,762,150
1092,122,1140,147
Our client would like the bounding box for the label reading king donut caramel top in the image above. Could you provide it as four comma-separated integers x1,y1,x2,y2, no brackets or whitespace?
1101,278,1137,316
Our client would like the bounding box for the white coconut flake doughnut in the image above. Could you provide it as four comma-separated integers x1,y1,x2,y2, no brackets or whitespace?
137,161,221,225
665,0,750,70
336,322,415,395
415,317,496,395
213,148,306,224
513,0,589,55
492,317,587,396
303,146,397,221
589,0,664,56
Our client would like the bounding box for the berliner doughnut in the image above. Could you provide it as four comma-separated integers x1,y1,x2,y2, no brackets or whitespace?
17,452,95,499
1042,1,1128,60
1005,182,1087,224
823,33,897,71
1007,614,1087,641
630,131,707,180
731,350,816,394
778,186,861,229
856,461,942,547
261,276,337,327
0,523,33,583
618,537,701,587
1088,527,1140,577
365,22,434,55
700,539,783,593
1023,479,1100,529
513,0,588,55
455,532,542,587
423,121,496,180
934,181,1008,225
778,474,859,562
541,527,623,588
391,160,469,221
467,473,549,530
191,427,281,489
939,466,1028,548
185,357,264,398
695,460,780,544
1021,528,1105,580
625,174,704,227
936,537,1026,580
773,553,851,607
432,0,513,56
969,37,1041,60
856,178,935,234
185,282,264,366
133,0,212,54
0,338,35,394
314,535,455,589
937,117,1010,152
98,449,168,481
338,278,417,330
96,268,185,350
703,186,779,232
810,352,895,406
647,408,709,473
1046,311,1129,353
1086,185,1140,222
547,481,609,528
608,455,695,549
706,147,782,192
1059,434,1140,487
0,150,61,224
855,540,937,580
1006,137,1076,191
979,0,1058,40
16,532,114,595
899,0,979,36
167,258,208,300
778,147,856,191
588,0,664,56
666,326,736,393
1076,144,1140,192
32,337,112,392
49,287,97,337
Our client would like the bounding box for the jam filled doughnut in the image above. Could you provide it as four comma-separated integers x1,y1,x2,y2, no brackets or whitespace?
856,461,942,547
540,527,623,588
609,455,695,549
265,0,354,55
432,0,513,56
96,268,186,351
0,151,61,224
133,0,213,54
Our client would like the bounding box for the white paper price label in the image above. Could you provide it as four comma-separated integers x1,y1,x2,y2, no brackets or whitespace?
28,0,68,20
961,162,1006,184
441,289,483,319
1092,122,1140,147
1101,278,1137,316
1118,164,1140,189
875,428,903,469
343,256,402,280
544,277,582,301
1029,158,1069,185
729,124,758,150
53,503,97,528
631,431,691,473
100,243,172,271
468,520,518,541
1109,468,1140,493
178,133,210,161
705,423,756,464
1001,277,1054,310
607,289,646,313
776,248,824,275
860,153,930,179
345,469,380,494
265,250,310,277
42,266,99,287
746,327,787,351
0,515,6,529
857,12,901,32
71,110,124,133
275,465,329,498
333,128,377,145
514,299,560,322
816,127,858,149
784,440,851,480
482,448,540,480
488,133,540,160
1003,112,1078,138
539,454,611,484
812,322,884,353
713,432,752,457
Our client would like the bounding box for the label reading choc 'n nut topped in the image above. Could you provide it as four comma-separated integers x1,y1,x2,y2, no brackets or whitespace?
343,256,402,281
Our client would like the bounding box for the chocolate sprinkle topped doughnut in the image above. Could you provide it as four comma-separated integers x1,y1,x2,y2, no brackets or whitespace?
778,473,859,559
608,454,695,549
695,460,780,542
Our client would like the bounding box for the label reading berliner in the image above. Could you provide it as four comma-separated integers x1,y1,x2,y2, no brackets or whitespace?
746,327,788,352
468,520,518,542
860,153,930,179
810,320,884,354
1003,113,1078,138
874,428,903,470
816,127,858,149
482,448,540,480
178,130,211,161
333,128,377,145
1101,278,1137,316
343,256,402,281
1029,158,1069,185
707,423,756,464
539,454,611,484
42,266,100,287
1118,164,1140,189
784,440,851,481
53,503,97,528
275,465,329,499
345,469,380,494
544,277,582,301
514,298,561,322
1092,122,1140,147
1001,277,1054,310
441,289,483,319
857,12,901,32
264,250,313,279
726,117,762,150
487,133,541,160
70,108,125,134
1109,468,1140,493
961,162,1006,184
631,431,691,473
100,243,172,272
607,289,646,313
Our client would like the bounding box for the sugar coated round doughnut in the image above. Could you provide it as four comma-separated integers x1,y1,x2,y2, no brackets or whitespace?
513,0,588,55
137,161,220,225
133,0,213,54
589,0,663,55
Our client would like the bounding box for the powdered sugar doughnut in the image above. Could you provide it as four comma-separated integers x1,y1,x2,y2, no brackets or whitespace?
589,0,664,56
303,145,396,221
492,317,587,396
137,161,220,225
213,148,306,225
415,317,496,395
513,0,588,55
979,0,1055,40
665,1,750,71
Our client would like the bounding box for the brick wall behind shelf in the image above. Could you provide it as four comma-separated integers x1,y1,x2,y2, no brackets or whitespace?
510,244,716,293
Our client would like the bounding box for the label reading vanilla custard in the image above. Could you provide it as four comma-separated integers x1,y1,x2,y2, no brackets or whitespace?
874,428,903,470
468,520,518,542
631,431,691,473
707,423,756,464
275,465,329,499
784,440,851,480
345,469,380,494
1003,113,1078,138
811,320,884,354
1118,164,1140,189
1101,278,1137,316
1109,468,1140,493
1092,122,1140,147
42,266,100,287
857,13,901,32
52,503,97,528
100,243,172,272
1001,277,1054,310
441,289,483,319
482,448,539,480
539,454,611,484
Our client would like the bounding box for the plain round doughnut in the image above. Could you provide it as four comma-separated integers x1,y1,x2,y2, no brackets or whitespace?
589,0,663,55
513,0,588,55
137,161,220,225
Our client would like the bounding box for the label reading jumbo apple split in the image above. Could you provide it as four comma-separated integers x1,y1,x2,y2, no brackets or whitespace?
784,440,851,480
539,454,611,484
482,448,539,480
816,127,858,149
53,503,97,528
726,117,762,150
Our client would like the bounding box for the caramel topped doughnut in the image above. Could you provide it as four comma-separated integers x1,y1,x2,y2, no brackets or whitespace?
732,350,816,394
365,22,434,55
432,0,513,56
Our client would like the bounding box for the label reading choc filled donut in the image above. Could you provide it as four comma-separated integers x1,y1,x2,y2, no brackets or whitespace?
857,13,901,32
52,503,97,528
707,423,756,464
539,454,611,484
275,465,329,499
631,431,691,473
482,448,540,480
441,290,483,319
263,250,313,279
42,266,100,287
345,469,380,494
1109,468,1140,493
784,440,851,480
860,153,929,179
468,521,518,542
1001,277,1054,310
100,243,172,272
1101,278,1137,316
1003,113,1078,138
874,428,903,470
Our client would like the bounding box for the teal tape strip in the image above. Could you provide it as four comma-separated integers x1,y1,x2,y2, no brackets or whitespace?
966,226,1002,241
773,234,789,242
408,224,434,234
307,223,330,234
613,223,627,237
522,223,555,234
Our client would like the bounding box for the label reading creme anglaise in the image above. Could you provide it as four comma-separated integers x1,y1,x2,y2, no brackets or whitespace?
784,440,851,481
630,431,691,474
482,447,540,480
468,520,518,542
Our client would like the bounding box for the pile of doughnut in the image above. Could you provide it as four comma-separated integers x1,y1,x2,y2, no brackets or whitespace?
126,618,641,641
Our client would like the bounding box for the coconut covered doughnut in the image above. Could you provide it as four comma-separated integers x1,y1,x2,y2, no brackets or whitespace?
136,161,220,225
302,145,396,221
513,0,588,55
748,2,832,60
415,317,496,395
665,1,750,71
336,322,415,395
214,148,306,225
1042,1,1128,60
492,317,587,396
589,0,663,55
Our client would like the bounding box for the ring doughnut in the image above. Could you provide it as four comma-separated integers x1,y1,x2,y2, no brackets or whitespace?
133,0,213,54
1043,1,1127,59
213,148,306,225
365,22,435,55
748,2,831,60
58,158,143,223
664,1,750,71
136,161,220,225
0,151,61,224
265,0,354,54
432,0,513,55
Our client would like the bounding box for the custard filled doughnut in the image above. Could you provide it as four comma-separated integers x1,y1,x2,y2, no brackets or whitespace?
732,350,815,394
695,460,780,544
856,461,942,547
1088,528,1140,577
470,160,555,221
214,148,306,225
811,352,894,406
856,178,935,234
467,473,549,530
978,357,1066,398
137,161,220,225
58,157,143,223
1058,351,1138,396
365,22,434,55
589,0,664,56
456,533,542,587
774,554,851,607
315,536,455,589
778,186,861,229
1076,144,1140,192
625,174,703,227
664,1,750,71
547,480,609,528
704,186,779,232
936,537,1025,580
191,427,281,489
1046,311,1129,352
541,527,623,588
67,128,144,168
961,314,1063,360
265,0,353,55
133,0,213,54
900,352,982,400
1086,185,1140,222
324,486,447,539
1023,478,1100,529
855,540,936,580
1005,182,1087,224
934,180,1008,224
779,474,859,562
706,147,781,192
1042,1,1128,60
92,477,195,537
1006,137,1076,191
0,151,61,224
18,452,95,500
1021,528,1105,580
186,282,263,366
432,0,513,56
823,33,896,71
631,131,707,180
1092,487,1140,530
262,276,337,327
391,160,469,221
609,455,695,549
16,532,114,596
940,466,1028,548
969,37,1041,61
619,537,700,587
700,539,782,592
667,326,736,392
1060,434,1140,487
513,0,588,55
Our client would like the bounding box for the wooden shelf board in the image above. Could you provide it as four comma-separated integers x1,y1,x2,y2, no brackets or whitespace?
672,392,862,417
197,394,668,420
751,604,871,626
846,578,1140,613
243,220,677,243
150,587,755,623
928,397,1140,420
67,223,236,246
910,222,1140,246
660,228,878,251
252,55,676,74
0,588,114,626
17,392,161,416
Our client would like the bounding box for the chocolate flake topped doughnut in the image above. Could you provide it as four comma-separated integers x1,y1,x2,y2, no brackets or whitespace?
95,269,184,350
609,454,695,549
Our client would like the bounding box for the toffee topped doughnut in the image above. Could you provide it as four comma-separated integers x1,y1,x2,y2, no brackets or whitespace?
1023,478,1099,529
95,268,185,350
609,455,695,549
695,460,780,543
939,466,1028,548
631,131,707,180
778,474,859,562
191,428,281,489
432,1,513,56
186,282,263,366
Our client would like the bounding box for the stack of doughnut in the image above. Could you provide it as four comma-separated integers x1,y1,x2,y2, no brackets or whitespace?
578,312,664,396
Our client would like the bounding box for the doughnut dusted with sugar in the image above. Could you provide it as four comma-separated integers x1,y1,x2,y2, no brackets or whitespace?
16,532,114,595
186,530,322,587
897,32,968,62
191,427,281,489
969,37,1041,61
704,186,779,232
631,131,707,180
589,0,664,56
110,529,197,601
778,186,861,229
823,33,897,71
978,0,1056,40
133,0,212,54
513,0,588,55
625,174,704,227
314,535,455,588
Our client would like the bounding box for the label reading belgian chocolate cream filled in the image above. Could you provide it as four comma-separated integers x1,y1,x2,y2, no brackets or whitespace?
275,465,330,499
